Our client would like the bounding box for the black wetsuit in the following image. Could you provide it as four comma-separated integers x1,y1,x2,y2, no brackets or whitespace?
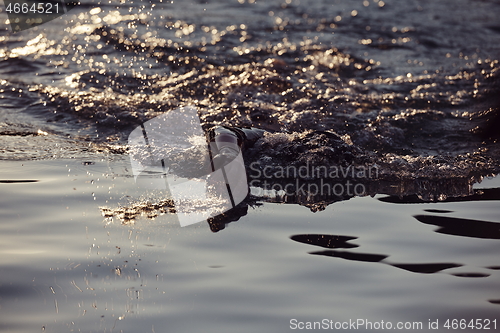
209,126,265,167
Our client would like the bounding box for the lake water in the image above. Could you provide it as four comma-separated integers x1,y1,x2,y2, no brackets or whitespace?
1,158,499,332
1,0,500,332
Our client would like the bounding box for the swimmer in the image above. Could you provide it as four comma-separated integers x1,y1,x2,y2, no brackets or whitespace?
209,126,265,169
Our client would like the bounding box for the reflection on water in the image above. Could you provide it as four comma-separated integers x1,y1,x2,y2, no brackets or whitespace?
104,174,500,233
284,181,500,283
1,159,499,333
379,188,500,204
290,234,358,249
414,215,500,240
0,179,39,183
291,233,466,275
310,249,388,263
390,263,463,275
452,273,490,278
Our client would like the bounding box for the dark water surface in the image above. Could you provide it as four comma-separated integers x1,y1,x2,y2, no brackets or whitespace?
1,0,499,174
1,0,500,332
